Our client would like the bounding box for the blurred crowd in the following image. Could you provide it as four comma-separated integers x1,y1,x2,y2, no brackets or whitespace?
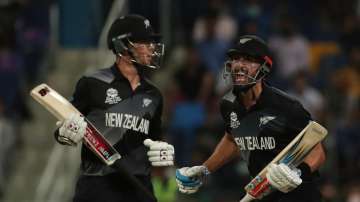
0,0,360,201
0,0,51,197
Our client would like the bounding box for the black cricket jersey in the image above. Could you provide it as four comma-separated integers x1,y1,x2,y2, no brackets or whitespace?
68,64,163,177
220,83,313,178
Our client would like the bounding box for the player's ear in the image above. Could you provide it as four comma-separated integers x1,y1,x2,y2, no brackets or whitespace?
116,53,132,65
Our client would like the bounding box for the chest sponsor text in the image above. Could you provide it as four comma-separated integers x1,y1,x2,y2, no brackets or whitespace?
105,113,149,135
234,136,276,150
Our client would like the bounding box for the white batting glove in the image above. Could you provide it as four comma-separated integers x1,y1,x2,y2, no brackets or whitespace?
56,113,87,146
175,166,210,194
266,163,302,193
143,139,174,166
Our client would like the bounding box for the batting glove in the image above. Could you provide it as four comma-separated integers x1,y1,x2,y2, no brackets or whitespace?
266,163,302,193
56,113,87,146
143,139,175,166
175,166,210,194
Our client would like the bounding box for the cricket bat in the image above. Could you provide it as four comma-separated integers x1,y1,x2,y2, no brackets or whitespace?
239,121,328,202
30,83,156,202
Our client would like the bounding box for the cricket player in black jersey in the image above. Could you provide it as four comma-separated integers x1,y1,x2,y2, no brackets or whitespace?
54,14,174,202
175,35,326,202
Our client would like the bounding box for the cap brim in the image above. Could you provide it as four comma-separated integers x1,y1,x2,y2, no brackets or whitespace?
131,33,162,43
227,49,247,57
150,33,162,42
226,48,266,65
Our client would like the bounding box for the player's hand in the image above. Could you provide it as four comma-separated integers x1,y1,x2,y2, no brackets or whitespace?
56,113,87,146
143,139,174,166
175,166,210,194
266,163,302,193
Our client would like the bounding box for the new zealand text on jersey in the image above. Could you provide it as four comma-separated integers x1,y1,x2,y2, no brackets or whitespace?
105,113,149,135
234,136,276,150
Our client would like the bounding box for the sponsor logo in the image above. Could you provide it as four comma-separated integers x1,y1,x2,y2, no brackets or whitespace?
142,98,152,107
259,116,276,127
230,112,240,128
105,88,122,104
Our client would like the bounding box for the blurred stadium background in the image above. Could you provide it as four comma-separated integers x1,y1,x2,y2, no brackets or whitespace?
0,0,359,201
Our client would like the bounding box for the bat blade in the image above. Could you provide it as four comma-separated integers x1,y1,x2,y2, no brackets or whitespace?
30,83,121,165
240,121,328,202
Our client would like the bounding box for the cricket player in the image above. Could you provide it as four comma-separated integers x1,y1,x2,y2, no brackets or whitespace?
175,35,326,201
54,15,174,202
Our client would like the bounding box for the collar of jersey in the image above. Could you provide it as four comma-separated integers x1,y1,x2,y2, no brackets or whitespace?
111,64,129,81
251,82,272,110
234,82,271,112
110,64,151,91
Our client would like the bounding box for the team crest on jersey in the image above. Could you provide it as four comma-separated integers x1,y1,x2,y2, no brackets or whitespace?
105,88,122,104
142,98,152,107
259,115,276,127
230,112,240,128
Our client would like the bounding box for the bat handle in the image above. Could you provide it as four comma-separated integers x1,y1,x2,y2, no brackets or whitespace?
239,193,255,202
112,161,157,202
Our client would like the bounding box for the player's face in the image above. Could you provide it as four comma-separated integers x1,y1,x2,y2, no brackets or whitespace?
131,42,155,65
130,41,164,68
226,55,261,85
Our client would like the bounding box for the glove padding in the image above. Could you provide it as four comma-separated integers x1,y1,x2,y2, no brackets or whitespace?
56,113,87,146
175,166,209,194
266,163,302,193
143,139,174,166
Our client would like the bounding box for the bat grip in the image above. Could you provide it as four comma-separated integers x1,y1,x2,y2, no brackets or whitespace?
239,193,255,202
244,177,274,200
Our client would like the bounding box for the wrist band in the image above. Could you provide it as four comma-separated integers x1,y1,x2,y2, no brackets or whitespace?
298,162,311,179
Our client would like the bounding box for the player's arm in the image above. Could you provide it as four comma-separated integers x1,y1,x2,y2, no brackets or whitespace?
54,78,89,146
203,131,239,172
289,103,326,176
175,99,239,194
203,99,240,172
143,93,175,167
175,131,240,194
266,100,327,194
266,140,326,195
303,142,326,172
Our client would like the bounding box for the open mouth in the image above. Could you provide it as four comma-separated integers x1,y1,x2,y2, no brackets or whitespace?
235,74,247,82
233,71,249,84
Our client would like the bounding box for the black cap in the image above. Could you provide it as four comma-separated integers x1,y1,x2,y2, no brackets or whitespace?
227,35,273,66
107,14,161,50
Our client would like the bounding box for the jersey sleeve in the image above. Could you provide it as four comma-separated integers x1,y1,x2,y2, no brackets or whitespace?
220,99,232,133
70,77,91,115
287,101,312,134
149,92,163,140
